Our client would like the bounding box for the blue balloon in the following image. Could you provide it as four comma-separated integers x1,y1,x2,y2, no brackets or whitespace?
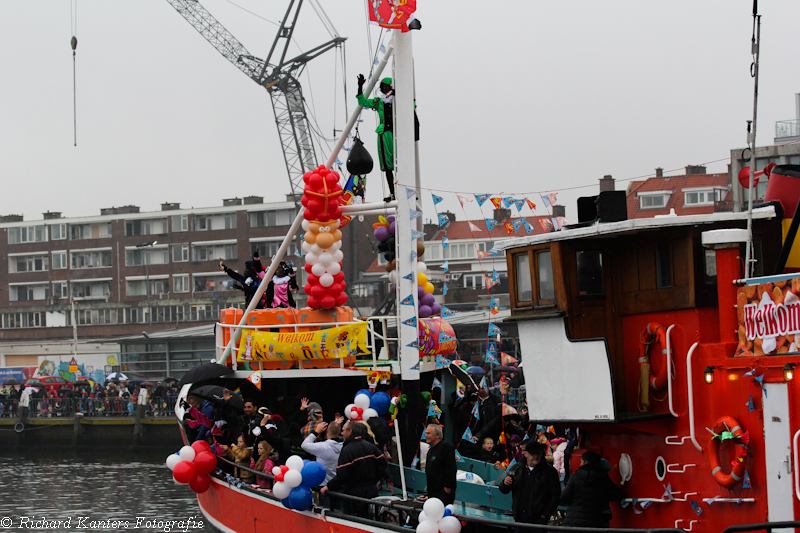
281,497,294,510
370,391,391,415
355,389,374,399
444,509,452,517
288,485,313,511
303,459,311,466
301,461,327,487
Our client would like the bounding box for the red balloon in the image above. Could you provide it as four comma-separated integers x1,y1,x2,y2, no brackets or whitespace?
308,199,323,213
302,171,312,183
194,451,217,475
173,461,196,484
311,284,326,299
304,264,313,274
325,173,338,185
191,440,212,455
275,473,284,483
301,196,309,207
356,407,363,414
189,473,212,493
307,274,319,285
335,293,348,306
307,296,320,309
309,174,323,188
340,281,347,291
334,272,345,283
326,283,342,295
280,465,290,473
303,210,316,221
321,295,336,309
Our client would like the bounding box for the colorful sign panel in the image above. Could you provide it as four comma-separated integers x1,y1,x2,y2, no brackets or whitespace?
237,322,369,362
737,277,800,356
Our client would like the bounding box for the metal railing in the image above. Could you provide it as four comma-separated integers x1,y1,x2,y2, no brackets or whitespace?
776,120,800,139
6,396,176,418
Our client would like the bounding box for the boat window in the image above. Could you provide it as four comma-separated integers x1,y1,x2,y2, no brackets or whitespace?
537,251,555,302
752,239,764,277
577,251,604,296
655,240,672,289
704,249,717,285
515,254,532,302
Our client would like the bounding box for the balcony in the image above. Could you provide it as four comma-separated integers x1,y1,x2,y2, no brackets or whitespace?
776,119,800,140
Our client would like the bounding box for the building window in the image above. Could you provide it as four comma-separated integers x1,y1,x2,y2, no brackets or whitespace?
171,215,188,232
126,279,169,297
789,156,800,165
125,247,169,266
51,224,67,240
76,309,118,325
53,281,68,299
537,251,555,301
172,244,189,262
71,250,112,269
512,247,555,307
72,281,111,300
425,244,441,261
8,226,48,244
174,274,190,293
193,243,237,262
655,240,672,289
684,190,716,206
52,251,68,270
194,213,238,231
1,312,46,328
250,241,280,260
249,210,293,228
125,218,168,237
576,250,604,296
9,254,49,273
70,223,112,240
9,284,49,302
515,254,532,301
463,273,485,289
193,274,238,293
640,194,668,209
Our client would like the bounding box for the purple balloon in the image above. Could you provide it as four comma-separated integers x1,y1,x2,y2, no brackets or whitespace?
420,293,435,307
388,221,396,236
419,304,432,318
430,302,441,315
418,285,425,298
374,226,389,242
387,215,395,223
391,284,397,292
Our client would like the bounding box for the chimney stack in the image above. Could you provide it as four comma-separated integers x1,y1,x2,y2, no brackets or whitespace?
655,167,663,178
552,205,566,217
599,175,615,192
685,165,707,175
43,211,62,220
493,208,511,223
161,203,180,211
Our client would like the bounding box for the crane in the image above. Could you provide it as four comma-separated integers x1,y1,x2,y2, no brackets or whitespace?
165,0,346,207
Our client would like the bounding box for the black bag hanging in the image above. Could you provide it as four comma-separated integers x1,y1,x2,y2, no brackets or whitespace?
346,136,374,176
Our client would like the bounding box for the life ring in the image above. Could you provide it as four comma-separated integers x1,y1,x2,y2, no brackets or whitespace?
708,416,747,489
639,323,668,391
14,422,24,433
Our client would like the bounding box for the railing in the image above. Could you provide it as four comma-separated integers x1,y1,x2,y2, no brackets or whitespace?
8,396,175,418
776,119,800,140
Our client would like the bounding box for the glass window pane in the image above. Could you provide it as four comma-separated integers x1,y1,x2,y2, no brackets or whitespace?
577,251,604,296
515,254,532,302
655,240,672,288
537,251,555,301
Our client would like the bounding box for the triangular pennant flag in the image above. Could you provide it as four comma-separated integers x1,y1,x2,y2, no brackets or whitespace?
442,237,450,250
492,269,501,284
541,194,552,209
547,193,558,206
410,209,422,220
526,198,537,211
431,377,443,390
538,218,554,233
432,193,444,205
402,272,414,281
501,403,518,416
662,483,673,502
551,217,560,231
471,401,480,419
485,351,499,365
747,394,755,412
442,261,449,272
406,187,416,199
420,426,427,441
443,283,449,295
485,218,498,231
247,371,262,390
410,362,420,370
497,431,506,445
488,323,501,336
441,306,456,317
524,221,535,234
490,197,503,210
438,213,450,227
427,402,442,417
477,250,490,259
468,221,482,232
379,43,386,54
640,501,652,511
411,230,425,240
411,250,417,261
743,471,751,488
454,450,465,463
479,376,487,390
457,195,472,207
407,340,420,349
690,501,703,516
703,498,717,506
503,221,514,234
743,368,756,377
513,198,526,212
435,355,450,368
500,352,518,365
502,197,514,209
512,219,524,232
402,316,418,328
461,427,478,443
475,194,490,206
400,295,414,305
439,330,456,343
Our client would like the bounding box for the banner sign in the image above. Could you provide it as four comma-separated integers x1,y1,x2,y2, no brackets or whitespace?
237,322,370,362
737,278,800,356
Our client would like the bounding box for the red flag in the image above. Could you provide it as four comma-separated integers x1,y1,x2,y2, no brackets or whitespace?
526,198,537,211
367,0,417,32
503,221,514,234
490,197,503,210
538,218,553,233
247,371,262,390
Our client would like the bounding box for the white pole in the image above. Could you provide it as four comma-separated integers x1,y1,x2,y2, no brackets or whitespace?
744,12,761,279
71,299,78,358
393,419,409,500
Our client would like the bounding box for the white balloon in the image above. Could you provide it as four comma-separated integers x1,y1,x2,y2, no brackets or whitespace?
301,220,310,231
166,454,182,471
173,478,188,486
332,250,344,263
445,504,456,514
178,446,196,463
417,511,428,523
422,498,445,522
330,240,342,251
273,481,291,499
284,469,303,488
365,408,379,419
301,241,312,253
354,393,371,409
272,466,283,476
362,411,372,421
305,252,318,265
311,244,323,255
417,262,427,274
438,516,461,533
285,455,305,472
344,403,356,419
311,263,326,276
415,519,439,533
388,270,398,284
320,273,334,287
326,262,341,276
319,252,333,266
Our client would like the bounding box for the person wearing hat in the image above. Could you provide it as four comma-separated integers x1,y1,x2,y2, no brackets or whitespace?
264,261,298,309
220,255,262,308
560,451,625,528
499,441,561,529
299,398,324,439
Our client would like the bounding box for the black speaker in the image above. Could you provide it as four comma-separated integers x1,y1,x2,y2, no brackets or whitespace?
577,196,598,223
597,191,627,222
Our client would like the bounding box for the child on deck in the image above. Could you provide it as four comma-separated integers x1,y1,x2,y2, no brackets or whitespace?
220,435,254,483
477,437,504,464
250,440,276,489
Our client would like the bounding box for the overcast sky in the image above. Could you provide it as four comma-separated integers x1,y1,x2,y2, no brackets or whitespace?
1,0,799,224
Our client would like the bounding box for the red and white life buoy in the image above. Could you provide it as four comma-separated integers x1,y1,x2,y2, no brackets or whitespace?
708,416,747,489
639,322,668,391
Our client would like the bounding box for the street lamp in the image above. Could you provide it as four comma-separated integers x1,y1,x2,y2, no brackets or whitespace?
136,240,157,332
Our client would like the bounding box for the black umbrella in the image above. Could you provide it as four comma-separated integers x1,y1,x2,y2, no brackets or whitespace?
493,365,518,373
448,362,478,391
163,377,178,383
3,378,21,386
189,384,244,411
25,379,44,388
177,363,234,387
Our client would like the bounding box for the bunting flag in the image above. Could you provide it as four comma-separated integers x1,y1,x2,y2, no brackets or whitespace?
411,250,417,261
526,198,537,211
428,402,442,417
442,237,450,250
547,193,558,206
524,221,536,234
431,377,443,390
497,431,506,445
379,43,386,54
439,330,456,343
441,306,456,317
502,197,514,209
410,209,422,220
442,261,449,272
690,501,703,516
488,323,501,336
500,352,518,366
541,194,552,209
485,351,499,365
485,274,499,289
406,187,416,199
513,198,526,212
438,213,450,227
457,195,473,206
402,272,415,281
402,316,418,328
443,283,449,295
662,483,674,502
420,426,427,441
461,427,478,443
435,355,451,368
468,221,482,232
557,216,568,229
512,219,524,232
492,269,501,286
485,218,498,231
490,197,503,210
410,362,420,371
247,371,262,390
501,403,518,416
407,340,420,349
411,230,425,240
503,221,514,234
743,471,751,488
747,395,755,412
432,193,444,205
538,218,554,233
471,401,480,419
477,250,494,259
400,295,414,305
479,376,487,390
475,194,491,206
552,217,560,231
454,450,465,463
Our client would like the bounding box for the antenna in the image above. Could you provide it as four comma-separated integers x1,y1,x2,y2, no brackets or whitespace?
743,0,761,279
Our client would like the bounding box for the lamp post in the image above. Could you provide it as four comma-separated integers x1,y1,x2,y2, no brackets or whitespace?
136,240,157,332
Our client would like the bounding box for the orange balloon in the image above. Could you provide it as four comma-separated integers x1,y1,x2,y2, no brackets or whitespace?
304,232,316,244
332,229,342,241
308,223,321,234
316,232,334,249
417,273,428,286
424,282,435,294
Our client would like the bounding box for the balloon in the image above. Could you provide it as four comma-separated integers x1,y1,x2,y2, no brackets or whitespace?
285,455,305,472
423,498,445,522
301,461,327,487
189,473,212,493
319,252,333,266
273,481,291,499
311,244,323,255
419,305,432,318
327,262,341,275
178,446,196,463
438,516,461,533
321,295,336,309
424,282,435,294
445,504,456,514
305,252,318,265
307,296,320,309
431,302,441,316
356,389,374,399
281,497,293,509
388,270,398,284
173,461,196,484
335,293,348,306
420,293,435,307
284,469,303,489
302,219,310,231
416,520,439,533
316,232,334,249
272,466,283,476
370,392,391,415
418,273,428,286
311,263,326,276
288,485,313,511
166,453,182,471
418,511,428,523
416,240,426,257
191,440,212,455
354,393,371,409
417,262,427,274
194,451,217,475
311,284,326,300
344,403,356,419
320,273,334,287
302,241,312,253
332,250,343,263
388,221,396,236
418,285,425,298
374,226,389,242
364,408,379,420
304,232,316,244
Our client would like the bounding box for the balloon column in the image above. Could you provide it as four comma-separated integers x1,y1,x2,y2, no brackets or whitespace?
272,455,327,511
416,499,461,533
166,441,218,494
344,389,391,422
301,165,346,310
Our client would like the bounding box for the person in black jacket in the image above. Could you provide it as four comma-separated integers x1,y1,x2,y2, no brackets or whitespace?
499,441,560,529
220,257,261,308
322,421,389,517
424,424,457,505
560,451,625,528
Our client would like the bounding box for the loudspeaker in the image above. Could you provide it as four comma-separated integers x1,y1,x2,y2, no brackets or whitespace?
597,191,627,222
577,196,598,223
